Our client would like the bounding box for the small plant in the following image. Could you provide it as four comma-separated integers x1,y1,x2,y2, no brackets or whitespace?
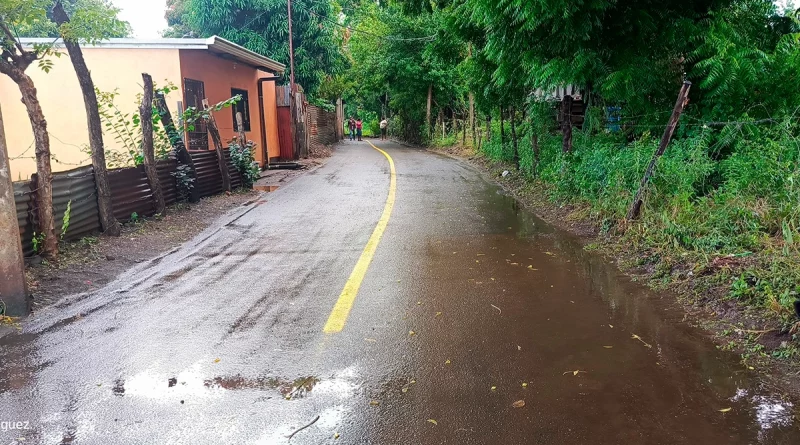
172,164,195,202
60,199,72,240
228,138,260,189
31,232,46,254
130,212,139,223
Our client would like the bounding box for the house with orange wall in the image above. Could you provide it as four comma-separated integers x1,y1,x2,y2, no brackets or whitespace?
0,36,285,181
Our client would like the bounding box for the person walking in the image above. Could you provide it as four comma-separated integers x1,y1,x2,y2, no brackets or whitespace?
356,118,363,141
379,117,388,141
347,117,356,141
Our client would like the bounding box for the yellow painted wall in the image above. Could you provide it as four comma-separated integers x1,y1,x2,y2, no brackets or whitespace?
0,48,183,181
179,50,281,167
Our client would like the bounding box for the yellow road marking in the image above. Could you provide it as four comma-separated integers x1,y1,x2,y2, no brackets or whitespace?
323,141,396,334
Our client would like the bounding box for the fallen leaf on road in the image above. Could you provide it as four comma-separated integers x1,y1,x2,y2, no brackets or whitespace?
510,262,519,266
570,301,575,304
491,304,502,314
477,253,485,256
401,386,409,393
334,432,340,439
491,386,497,391
490,277,496,281
603,346,613,349
213,358,221,363
409,330,416,336
517,345,522,351
369,400,380,406
445,359,451,365
476,260,480,263
435,312,442,317
608,324,614,328
563,370,586,376
521,382,528,388
545,252,555,256
417,301,422,305
427,419,438,426
410,379,416,384
719,408,732,413
631,334,653,348
512,400,525,408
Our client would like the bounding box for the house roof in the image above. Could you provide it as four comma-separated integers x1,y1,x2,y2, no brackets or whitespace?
19,35,286,73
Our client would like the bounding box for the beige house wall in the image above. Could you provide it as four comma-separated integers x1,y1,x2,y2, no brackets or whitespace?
0,47,183,181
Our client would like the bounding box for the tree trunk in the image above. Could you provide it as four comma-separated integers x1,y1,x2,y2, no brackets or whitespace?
236,112,247,147
561,95,573,154
53,1,119,236
426,84,433,139
139,73,165,215
202,100,231,192
531,131,540,177
15,71,57,257
0,103,30,316
486,115,492,141
499,106,505,147
627,81,692,220
154,91,199,202
510,106,519,169
462,116,467,146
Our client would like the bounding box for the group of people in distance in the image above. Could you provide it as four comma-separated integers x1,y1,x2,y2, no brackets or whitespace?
347,116,389,142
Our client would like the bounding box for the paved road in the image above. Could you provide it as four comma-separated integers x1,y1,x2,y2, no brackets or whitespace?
1,141,798,444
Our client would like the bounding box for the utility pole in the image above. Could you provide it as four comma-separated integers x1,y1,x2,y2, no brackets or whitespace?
287,0,296,91
0,104,30,316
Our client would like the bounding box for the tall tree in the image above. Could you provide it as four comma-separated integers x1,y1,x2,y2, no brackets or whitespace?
52,0,122,236
165,0,344,95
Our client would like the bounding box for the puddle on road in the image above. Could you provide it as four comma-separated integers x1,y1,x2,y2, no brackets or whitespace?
392,189,800,444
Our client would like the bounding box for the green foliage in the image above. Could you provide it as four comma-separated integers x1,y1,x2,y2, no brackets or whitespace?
60,199,71,239
164,0,344,95
95,84,175,168
228,138,260,189
31,232,46,254
172,164,195,202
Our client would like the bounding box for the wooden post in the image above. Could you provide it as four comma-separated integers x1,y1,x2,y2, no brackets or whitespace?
236,112,247,147
0,104,29,316
561,95,573,154
485,115,491,141
154,91,199,202
510,106,519,169
426,84,433,139
499,106,505,147
477,127,483,151
202,99,232,192
462,117,467,146
627,81,692,220
140,73,166,215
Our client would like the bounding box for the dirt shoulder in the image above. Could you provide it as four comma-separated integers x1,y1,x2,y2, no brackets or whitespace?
23,152,333,315
434,143,800,396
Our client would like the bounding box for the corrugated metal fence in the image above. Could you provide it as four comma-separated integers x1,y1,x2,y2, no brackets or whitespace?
14,149,244,257
307,105,338,151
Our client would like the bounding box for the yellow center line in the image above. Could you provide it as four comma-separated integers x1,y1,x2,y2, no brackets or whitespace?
323,141,396,334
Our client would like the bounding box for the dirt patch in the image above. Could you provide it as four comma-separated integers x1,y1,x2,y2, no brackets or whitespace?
25,190,258,312
434,144,800,397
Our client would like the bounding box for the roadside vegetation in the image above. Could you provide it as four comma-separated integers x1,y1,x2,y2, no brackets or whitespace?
332,0,800,366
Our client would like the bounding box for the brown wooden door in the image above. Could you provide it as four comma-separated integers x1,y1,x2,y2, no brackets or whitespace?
277,106,294,161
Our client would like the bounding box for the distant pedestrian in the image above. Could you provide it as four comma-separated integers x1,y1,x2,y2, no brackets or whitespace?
356,119,363,141
348,117,356,141
379,117,388,141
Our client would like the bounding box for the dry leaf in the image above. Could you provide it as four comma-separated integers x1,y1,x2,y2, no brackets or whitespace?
477,253,485,256
719,407,732,413
409,330,416,336
491,386,497,391
476,260,480,263
631,334,653,348
603,346,613,349
334,432,340,439
445,359,451,365
490,277,496,281
512,400,525,408
401,387,409,393
417,301,422,305
521,382,528,388
545,251,554,256
563,370,585,376
213,358,221,363
435,312,442,317
369,400,380,406
608,324,614,328
510,262,519,266
517,345,522,351
427,419,438,426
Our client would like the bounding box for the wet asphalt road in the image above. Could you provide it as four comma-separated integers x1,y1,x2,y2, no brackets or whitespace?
1,140,799,444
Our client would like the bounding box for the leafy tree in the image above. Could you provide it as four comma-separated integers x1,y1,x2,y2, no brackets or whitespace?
0,0,128,257
165,0,344,95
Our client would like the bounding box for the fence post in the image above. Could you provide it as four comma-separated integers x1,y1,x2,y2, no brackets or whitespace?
561,95,573,154
140,73,166,215
155,91,199,202
0,104,30,316
627,81,692,220
203,99,232,192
